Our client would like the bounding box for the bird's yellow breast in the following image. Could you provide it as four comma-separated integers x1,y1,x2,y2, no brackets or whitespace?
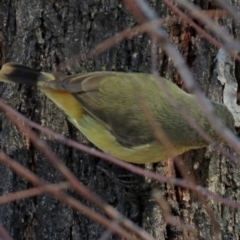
69,113,201,163
69,113,165,163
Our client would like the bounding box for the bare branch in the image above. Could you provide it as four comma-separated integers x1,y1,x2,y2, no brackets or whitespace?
0,99,154,240
124,0,240,166
0,182,70,205
0,152,139,240
0,224,12,240
0,100,239,209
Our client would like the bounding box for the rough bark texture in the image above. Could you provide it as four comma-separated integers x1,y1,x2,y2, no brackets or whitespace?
0,0,239,239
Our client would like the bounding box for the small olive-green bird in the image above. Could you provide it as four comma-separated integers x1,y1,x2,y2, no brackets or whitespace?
0,63,235,163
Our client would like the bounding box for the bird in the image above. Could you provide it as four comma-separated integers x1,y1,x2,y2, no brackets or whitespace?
0,63,235,164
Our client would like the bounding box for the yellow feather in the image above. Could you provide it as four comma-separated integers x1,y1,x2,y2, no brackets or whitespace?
40,88,84,120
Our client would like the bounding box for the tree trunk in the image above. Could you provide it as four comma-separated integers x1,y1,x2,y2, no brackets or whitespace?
0,0,239,239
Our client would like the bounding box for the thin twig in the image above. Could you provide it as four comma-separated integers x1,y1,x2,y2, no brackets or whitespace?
0,100,239,209
55,19,164,72
0,182,70,205
0,224,13,240
0,99,154,240
0,151,139,240
124,0,240,166
162,0,240,62
214,0,240,24
176,0,240,50
152,190,197,234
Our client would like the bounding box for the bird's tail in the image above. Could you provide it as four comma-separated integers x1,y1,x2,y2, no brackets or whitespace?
0,63,55,85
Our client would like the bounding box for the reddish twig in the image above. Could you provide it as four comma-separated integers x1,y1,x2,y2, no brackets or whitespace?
56,19,164,72
0,100,239,209
162,0,240,62
214,0,240,24
0,224,12,240
0,99,154,240
152,190,197,233
0,152,139,240
124,0,240,167
175,0,240,50
0,182,70,205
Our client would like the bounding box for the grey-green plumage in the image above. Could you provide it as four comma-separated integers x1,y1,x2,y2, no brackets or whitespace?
0,63,235,163
61,72,235,148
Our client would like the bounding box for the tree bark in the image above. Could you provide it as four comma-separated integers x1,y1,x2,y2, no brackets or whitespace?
0,0,239,239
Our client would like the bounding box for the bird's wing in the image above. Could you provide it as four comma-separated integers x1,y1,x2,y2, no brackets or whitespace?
58,72,157,147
